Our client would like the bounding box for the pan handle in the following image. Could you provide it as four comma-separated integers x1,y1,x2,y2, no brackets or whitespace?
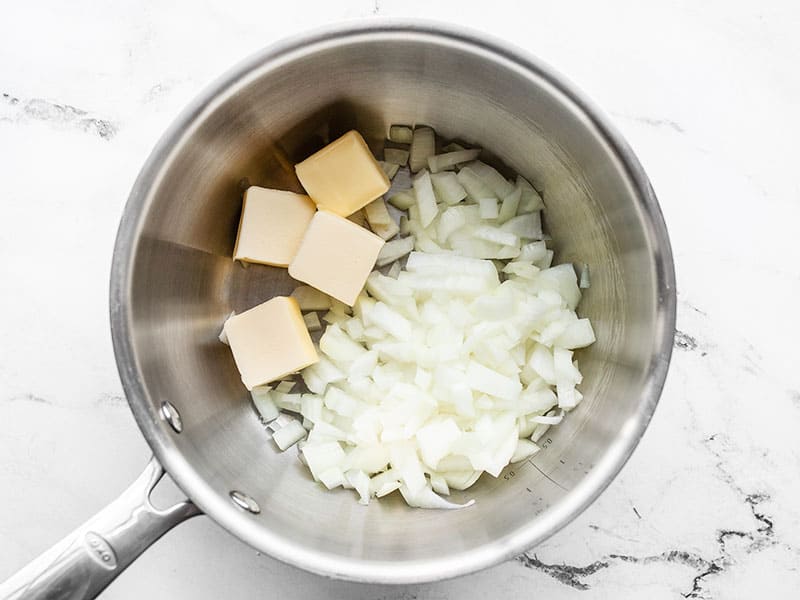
0,456,200,600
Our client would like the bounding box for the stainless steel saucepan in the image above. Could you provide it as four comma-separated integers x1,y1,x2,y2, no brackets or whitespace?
1,20,676,599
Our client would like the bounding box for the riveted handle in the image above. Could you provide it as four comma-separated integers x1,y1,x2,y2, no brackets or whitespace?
0,457,200,600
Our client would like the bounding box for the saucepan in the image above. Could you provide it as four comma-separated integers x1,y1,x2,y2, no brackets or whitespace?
1,19,675,599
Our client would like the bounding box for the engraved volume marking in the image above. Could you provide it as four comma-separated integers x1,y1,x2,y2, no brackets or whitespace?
84,532,118,570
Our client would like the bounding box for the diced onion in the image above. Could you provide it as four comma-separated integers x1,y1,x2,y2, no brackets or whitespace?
384,147,410,165
251,386,278,422
431,172,468,205
389,125,413,144
412,170,438,228
303,311,322,332
427,149,482,174
281,131,595,509
464,161,515,198
388,190,416,210
272,419,307,451
274,380,295,393
409,127,435,173
291,286,331,311
376,236,415,267
580,263,591,289
379,161,399,179
370,218,400,241
517,175,545,212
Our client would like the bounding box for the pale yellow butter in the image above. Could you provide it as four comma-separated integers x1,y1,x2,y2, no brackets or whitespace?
233,186,315,267
294,131,390,217
223,296,318,390
289,211,385,306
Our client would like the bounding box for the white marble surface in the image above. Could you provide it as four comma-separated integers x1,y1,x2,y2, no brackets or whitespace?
1,1,799,598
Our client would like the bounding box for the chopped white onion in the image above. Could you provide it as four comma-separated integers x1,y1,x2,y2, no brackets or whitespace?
517,175,545,212
370,218,400,241
388,190,416,210
251,386,278,422
427,148,482,174
580,263,591,289
303,311,322,332
364,197,392,227
441,142,466,152
412,170,438,228
478,197,499,219
389,125,413,144
384,147,409,166
409,127,435,173
376,236,415,267
456,166,496,200
465,161,515,198
291,286,331,311
272,419,307,451
379,161,400,179
274,380,295,394
431,172,468,205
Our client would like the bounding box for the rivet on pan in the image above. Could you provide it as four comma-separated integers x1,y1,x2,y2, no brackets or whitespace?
229,490,260,514
160,401,183,433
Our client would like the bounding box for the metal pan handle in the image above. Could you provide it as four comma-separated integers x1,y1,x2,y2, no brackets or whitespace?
0,457,200,600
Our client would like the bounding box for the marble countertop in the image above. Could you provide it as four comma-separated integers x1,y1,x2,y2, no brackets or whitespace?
2,1,799,598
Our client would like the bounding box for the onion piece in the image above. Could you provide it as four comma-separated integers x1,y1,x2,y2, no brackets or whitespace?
399,484,474,510
473,225,518,247
303,311,322,332
345,469,371,504
501,212,543,240
274,380,295,394
579,263,591,289
412,170,439,228
409,127,435,173
478,197,499,219
376,236,415,267
302,442,346,480
519,241,548,262
456,166,496,200
379,161,399,179
441,142,466,152
517,175,545,212
291,286,331,311
251,386,278,422
532,409,564,425
511,439,540,462
431,172,468,205
389,125,413,144
370,218,400,241
497,186,521,224
464,161,515,198
272,419,307,451
384,147,409,166
364,197,392,227
272,392,302,413
388,190,416,210
427,148,482,173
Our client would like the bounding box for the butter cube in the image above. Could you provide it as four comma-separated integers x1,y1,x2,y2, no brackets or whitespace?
295,131,390,217
289,211,385,306
233,186,316,267
223,297,318,390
